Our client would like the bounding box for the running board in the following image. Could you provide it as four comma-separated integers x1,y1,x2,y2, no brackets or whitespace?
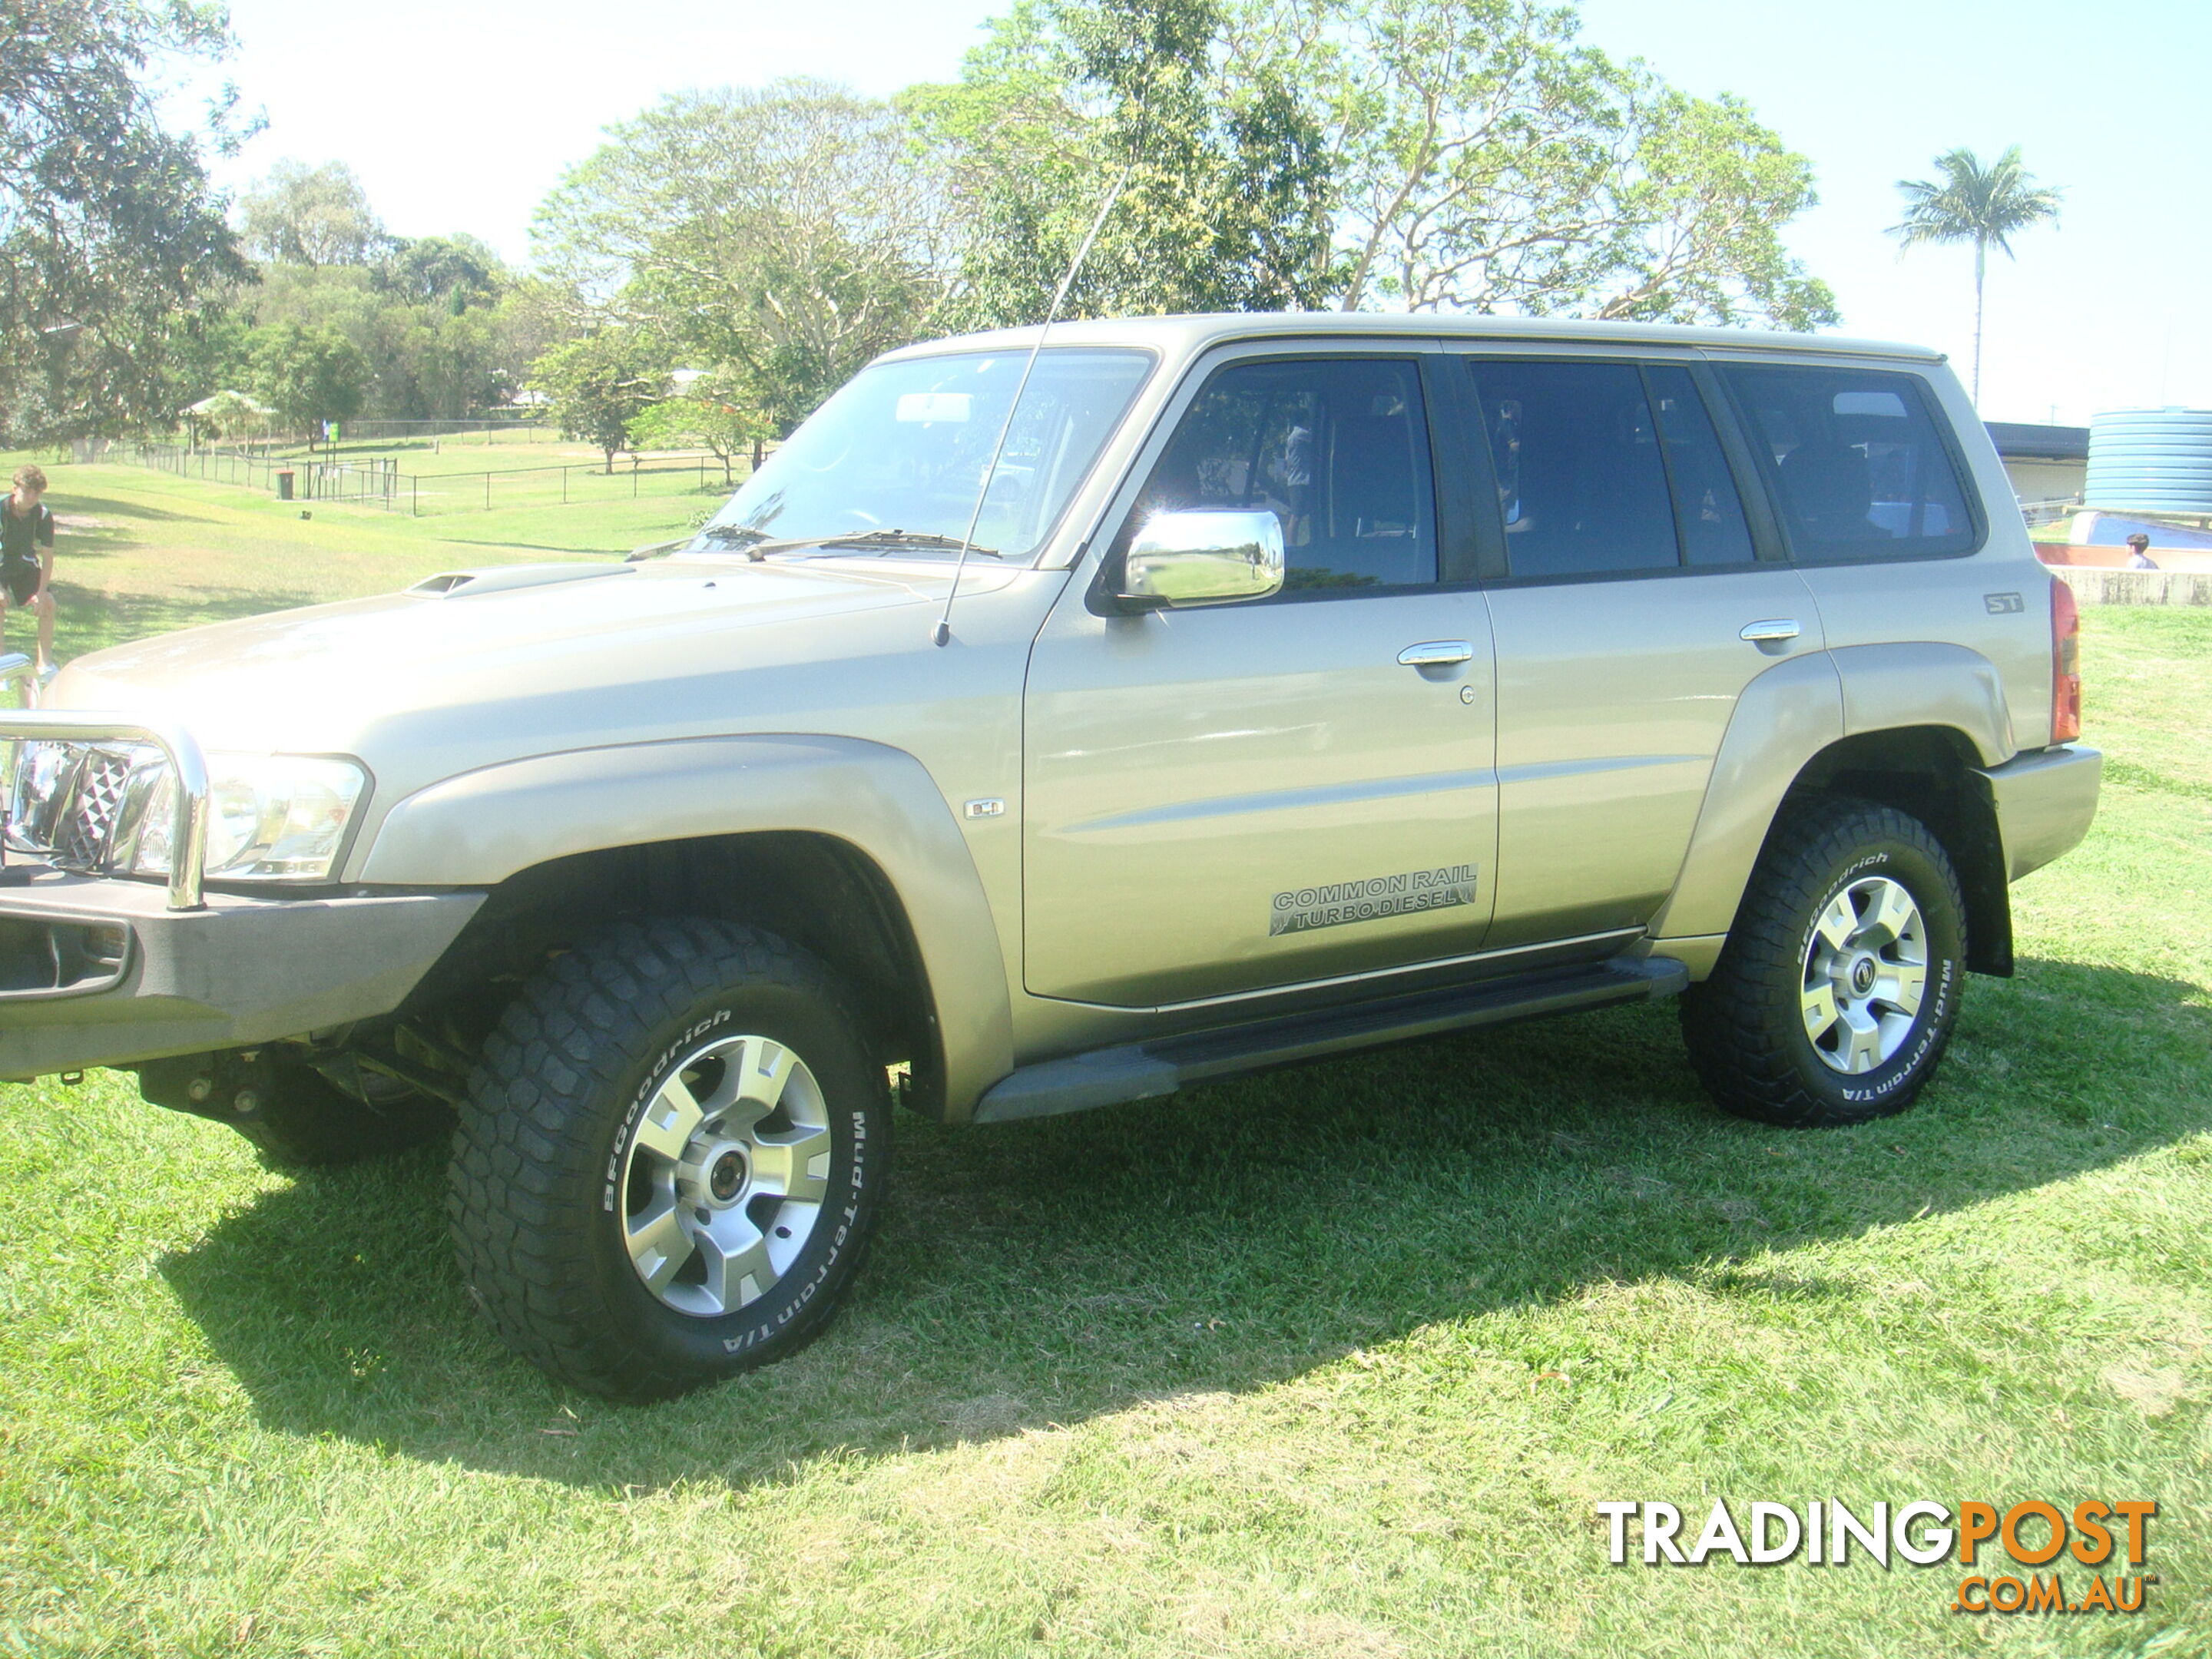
972,955,1689,1124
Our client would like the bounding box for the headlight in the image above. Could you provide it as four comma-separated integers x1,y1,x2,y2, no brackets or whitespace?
120,754,368,882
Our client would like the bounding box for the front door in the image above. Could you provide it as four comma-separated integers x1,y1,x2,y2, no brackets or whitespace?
1023,353,1498,1008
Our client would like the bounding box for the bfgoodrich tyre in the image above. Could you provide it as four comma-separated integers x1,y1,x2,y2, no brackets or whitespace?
1681,799,1966,1128
449,919,889,1399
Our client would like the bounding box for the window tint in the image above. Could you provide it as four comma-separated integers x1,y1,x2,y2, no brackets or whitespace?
1465,360,1679,578
1645,365,1757,566
1720,364,1977,560
1133,358,1435,591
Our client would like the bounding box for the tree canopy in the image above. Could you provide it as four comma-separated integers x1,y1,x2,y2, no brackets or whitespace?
237,158,390,267
0,0,249,444
533,80,949,435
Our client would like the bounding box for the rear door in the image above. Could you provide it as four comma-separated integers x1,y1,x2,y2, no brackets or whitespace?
1448,351,1828,950
1022,348,1499,1008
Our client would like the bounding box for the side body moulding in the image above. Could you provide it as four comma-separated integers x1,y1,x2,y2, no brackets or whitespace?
358,735,1016,1116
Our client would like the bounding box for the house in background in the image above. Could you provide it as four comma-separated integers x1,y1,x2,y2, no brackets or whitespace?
1985,421,2088,505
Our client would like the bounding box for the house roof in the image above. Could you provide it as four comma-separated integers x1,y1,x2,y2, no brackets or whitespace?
1985,421,2090,462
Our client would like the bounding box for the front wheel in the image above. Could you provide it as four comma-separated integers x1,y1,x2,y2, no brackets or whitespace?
1681,798,1966,1128
449,919,889,1399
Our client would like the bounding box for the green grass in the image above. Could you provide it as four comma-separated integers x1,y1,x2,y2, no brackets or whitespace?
0,455,723,665
0,482,2206,1654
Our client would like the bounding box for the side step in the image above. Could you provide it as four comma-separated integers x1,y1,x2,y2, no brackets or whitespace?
971,955,1690,1124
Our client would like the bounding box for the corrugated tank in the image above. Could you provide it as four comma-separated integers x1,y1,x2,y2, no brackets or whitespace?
2085,408,2212,512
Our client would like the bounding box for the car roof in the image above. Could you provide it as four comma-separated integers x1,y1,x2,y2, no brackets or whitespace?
878,311,1945,366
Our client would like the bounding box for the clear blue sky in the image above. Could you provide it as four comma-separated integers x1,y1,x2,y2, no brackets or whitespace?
187,0,2207,426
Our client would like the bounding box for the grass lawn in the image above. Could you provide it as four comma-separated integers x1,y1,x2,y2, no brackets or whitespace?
0,472,2205,1655
0,452,724,665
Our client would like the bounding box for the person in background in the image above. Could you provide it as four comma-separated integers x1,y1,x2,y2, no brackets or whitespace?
0,464,57,679
2124,532,2157,570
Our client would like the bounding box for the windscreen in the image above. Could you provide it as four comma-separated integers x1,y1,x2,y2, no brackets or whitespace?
694,348,1154,561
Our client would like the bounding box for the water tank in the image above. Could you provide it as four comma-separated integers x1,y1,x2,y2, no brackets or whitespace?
2085,408,2212,512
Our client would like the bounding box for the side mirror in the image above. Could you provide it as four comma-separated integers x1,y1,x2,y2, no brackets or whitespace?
1117,510,1284,609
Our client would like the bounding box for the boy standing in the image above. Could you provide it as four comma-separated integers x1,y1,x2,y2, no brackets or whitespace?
1,464,56,677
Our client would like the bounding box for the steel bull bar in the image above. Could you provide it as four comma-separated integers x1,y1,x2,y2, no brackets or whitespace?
0,653,213,908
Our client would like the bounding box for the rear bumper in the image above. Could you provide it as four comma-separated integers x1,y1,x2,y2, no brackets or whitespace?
1979,744,2102,882
0,867,482,1079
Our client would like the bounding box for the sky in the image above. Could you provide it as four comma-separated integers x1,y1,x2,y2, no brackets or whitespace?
177,0,2209,427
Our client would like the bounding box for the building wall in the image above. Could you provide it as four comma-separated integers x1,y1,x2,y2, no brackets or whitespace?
2002,457,2085,503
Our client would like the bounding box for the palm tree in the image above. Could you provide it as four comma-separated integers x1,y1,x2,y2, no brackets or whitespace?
1889,146,2061,404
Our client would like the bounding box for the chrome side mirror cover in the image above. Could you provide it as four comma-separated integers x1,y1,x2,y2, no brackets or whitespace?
1117,510,1285,609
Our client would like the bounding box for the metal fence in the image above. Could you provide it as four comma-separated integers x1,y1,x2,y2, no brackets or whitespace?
2019,498,2080,528
400,455,743,516
125,441,744,516
132,445,400,508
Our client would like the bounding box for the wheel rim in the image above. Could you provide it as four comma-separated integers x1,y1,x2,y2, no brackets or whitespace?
1800,875,1929,1075
618,1033,834,1317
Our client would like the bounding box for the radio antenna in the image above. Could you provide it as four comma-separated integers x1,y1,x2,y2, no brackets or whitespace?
932,164,1132,647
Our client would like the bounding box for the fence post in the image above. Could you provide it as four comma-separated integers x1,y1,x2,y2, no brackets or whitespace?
561,467,568,505
485,472,492,512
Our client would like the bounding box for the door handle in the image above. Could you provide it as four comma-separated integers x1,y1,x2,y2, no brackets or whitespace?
1739,619,1801,643
1398,640,1475,667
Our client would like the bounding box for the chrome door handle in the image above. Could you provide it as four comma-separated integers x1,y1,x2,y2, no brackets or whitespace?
1739,619,1801,643
1398,640,1475,667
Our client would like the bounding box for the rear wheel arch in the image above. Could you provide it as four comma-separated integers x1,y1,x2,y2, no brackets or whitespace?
1773,726,2012,977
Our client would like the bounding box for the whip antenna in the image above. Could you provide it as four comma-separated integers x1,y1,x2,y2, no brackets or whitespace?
932,164,1131,647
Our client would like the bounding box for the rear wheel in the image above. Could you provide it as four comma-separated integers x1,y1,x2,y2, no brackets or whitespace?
1681,798,1966,1128
449,919,889,1399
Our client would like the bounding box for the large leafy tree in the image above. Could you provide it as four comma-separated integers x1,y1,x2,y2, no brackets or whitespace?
530,329,669,472
918,0,1831,331
237,158,390,267
0,0,250,445
248,321,369,440
1889,144,2061,403
1226,0,1833,326
909,0,1339,327
533,81,948,435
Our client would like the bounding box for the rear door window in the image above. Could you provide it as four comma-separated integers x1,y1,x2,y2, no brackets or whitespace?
1644,365,1757,566
1465,359,1679,578
1719,363,1978,560
1131,357,1437,591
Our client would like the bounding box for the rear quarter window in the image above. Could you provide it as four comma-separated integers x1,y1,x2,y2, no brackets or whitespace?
1720,363,1980,561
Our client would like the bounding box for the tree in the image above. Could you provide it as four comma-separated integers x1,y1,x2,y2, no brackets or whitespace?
1889,144,2061,403
237,159,390,267
0,0,250,445
1224,0,1833,326
908,0,1339,327
534,81,947,435
530,331,668,472
249,323,369,442
376,233,506,312
628,368,767,485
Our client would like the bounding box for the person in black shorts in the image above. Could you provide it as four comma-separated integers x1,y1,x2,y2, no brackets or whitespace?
1,463,57,678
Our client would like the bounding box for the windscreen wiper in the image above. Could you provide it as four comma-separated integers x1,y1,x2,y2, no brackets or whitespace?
813,529,1001,558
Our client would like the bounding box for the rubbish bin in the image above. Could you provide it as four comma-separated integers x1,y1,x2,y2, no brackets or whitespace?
275,469,295,501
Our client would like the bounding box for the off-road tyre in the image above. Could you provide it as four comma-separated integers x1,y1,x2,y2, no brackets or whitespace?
1681,797,1966,1128
135,1051,452,1168
449,919,889,1399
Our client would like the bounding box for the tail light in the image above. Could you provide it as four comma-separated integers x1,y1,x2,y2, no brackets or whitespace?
2050,576,2081,744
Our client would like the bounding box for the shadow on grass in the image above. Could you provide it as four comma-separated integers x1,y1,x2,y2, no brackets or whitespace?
47,492,216,525
158,956,2211,1491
